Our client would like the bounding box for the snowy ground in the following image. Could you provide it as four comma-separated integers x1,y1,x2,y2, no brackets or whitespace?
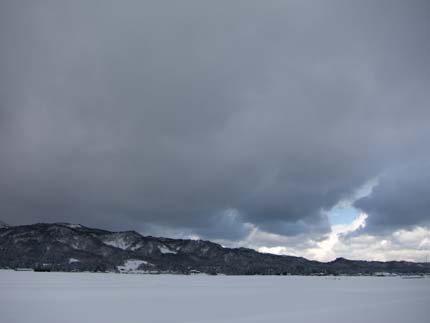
0,271,428,323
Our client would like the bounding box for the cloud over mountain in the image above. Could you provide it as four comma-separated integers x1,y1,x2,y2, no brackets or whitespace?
1,1,429,260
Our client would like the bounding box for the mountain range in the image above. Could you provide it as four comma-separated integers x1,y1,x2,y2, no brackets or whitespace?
1,222,429,275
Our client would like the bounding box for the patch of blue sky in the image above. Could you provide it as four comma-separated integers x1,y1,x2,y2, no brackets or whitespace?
328,178,378,226
328,205,361,225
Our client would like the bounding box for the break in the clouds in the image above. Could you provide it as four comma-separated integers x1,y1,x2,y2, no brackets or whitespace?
0,1,429,260
355,162,430,233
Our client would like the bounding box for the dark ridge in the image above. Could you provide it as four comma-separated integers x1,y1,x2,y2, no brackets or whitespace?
1,223,429,275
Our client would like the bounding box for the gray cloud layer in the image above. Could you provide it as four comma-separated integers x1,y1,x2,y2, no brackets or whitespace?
355,161,430,233
1,1,429,240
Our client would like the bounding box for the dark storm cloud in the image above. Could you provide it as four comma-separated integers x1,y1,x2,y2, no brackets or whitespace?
355,162,430,234
0,0,429,239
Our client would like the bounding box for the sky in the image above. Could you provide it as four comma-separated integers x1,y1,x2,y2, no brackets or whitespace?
1,0,429,262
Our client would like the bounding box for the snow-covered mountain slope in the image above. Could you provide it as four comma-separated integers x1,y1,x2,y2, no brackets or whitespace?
0,223,429,275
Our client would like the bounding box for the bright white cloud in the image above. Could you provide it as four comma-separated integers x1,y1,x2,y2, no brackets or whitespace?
256,213,367,261
333,178,379,209
240,213,430,263
305,213,368,261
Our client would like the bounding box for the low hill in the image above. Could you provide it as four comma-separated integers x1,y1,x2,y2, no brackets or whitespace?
1,223,429,275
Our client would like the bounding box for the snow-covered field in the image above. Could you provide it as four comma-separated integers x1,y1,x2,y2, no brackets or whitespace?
0,271,428,323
